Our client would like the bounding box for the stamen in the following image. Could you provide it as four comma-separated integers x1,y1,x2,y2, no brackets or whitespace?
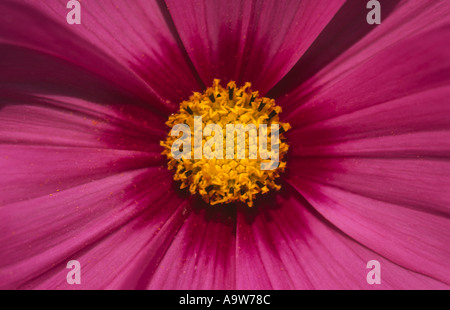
258,100,266,112
160,80,291,207
249,95,256,106
268,110,277,120
185,105,193,115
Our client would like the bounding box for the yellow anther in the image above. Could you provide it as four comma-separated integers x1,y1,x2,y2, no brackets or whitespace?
161,80,290,207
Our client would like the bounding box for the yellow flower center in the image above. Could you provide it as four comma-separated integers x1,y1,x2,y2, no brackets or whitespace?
160,80,290,207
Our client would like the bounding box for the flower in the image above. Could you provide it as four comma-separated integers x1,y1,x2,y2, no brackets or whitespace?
1,0,449,290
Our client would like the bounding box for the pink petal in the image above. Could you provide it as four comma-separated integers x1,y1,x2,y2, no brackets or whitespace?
147,202,236,289
270,0,403,97
0,94,165,151
165,0,344,94
236,186,449,289
287,157,450,216
279,11,450,285
270,1,450,288
0,87,167,206
288,86,450,158
105,199,192,290
0,168,188,289
288,179,450,287
277,1,450,120
1,0,202,110
0,144,162,206
0,42,169,133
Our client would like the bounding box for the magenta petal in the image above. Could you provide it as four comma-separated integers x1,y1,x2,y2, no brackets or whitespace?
166,0,344,94
288,86,450,158
0,93,165,150
0,144,162,206
0,0,201,109
147,206,236,289
288,156,450,216
288,179,450,287
0,42,175,122
269,0,403,97
0,88,168,206
105,199,192,290
277,2,450,287
26,197,190,290
236,187,449,289
0,168,187,289
280,1,450,120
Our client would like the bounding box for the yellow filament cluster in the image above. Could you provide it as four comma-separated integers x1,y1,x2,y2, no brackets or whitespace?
160,80,290,207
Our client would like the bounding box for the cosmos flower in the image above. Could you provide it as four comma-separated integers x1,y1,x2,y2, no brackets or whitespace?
1,0,449,290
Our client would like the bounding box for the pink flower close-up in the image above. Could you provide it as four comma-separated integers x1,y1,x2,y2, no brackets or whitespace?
1,0,449,290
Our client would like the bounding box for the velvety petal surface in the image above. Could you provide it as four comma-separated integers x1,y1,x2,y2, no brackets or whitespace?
276,0,450,117
165,0,345,94
288,87,450,159
0,78,189,289
146,203,237,289
273,0,450,289
1,168,189,289
285,85,450,215
269,0,402,98
0,41,172,204
0,26,191,288
287,178,450,287
0,0,202,112
236,186,449,289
